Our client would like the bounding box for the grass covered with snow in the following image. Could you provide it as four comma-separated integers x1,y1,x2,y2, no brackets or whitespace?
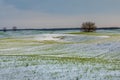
0,30,120,80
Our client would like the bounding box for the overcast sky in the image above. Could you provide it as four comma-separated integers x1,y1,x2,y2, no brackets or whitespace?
0,0,120,29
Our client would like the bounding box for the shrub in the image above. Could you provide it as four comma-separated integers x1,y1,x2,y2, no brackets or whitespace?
81,22,96,32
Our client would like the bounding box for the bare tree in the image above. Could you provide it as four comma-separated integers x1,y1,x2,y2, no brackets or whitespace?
81,22,96,32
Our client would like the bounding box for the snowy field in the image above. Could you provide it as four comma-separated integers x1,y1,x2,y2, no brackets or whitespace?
0,29,120,80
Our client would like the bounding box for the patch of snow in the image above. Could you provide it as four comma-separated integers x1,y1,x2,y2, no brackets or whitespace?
97,36,110,38
34,34,62,41
33,34,79,41
0,48,19,51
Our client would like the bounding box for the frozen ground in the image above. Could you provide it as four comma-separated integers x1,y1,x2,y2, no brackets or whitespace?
0,29,120,80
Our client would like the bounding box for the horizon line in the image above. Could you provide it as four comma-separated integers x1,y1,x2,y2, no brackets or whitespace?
0,27,120,31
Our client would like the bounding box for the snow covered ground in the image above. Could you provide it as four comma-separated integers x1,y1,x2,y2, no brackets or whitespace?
0,29,120,80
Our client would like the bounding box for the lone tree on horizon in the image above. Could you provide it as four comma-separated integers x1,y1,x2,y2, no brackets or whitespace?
12,26,17,31
81,22,96,32
3,27,7,32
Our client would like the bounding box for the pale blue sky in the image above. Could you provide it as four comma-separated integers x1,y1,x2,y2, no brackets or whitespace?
0,0,120,28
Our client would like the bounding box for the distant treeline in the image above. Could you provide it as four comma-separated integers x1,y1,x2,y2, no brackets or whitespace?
0,27,120,31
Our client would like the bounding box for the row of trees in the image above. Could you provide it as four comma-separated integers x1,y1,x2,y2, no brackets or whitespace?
81,22,96,32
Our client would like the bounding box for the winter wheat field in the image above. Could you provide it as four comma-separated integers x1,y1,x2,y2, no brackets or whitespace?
0,29,120,80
